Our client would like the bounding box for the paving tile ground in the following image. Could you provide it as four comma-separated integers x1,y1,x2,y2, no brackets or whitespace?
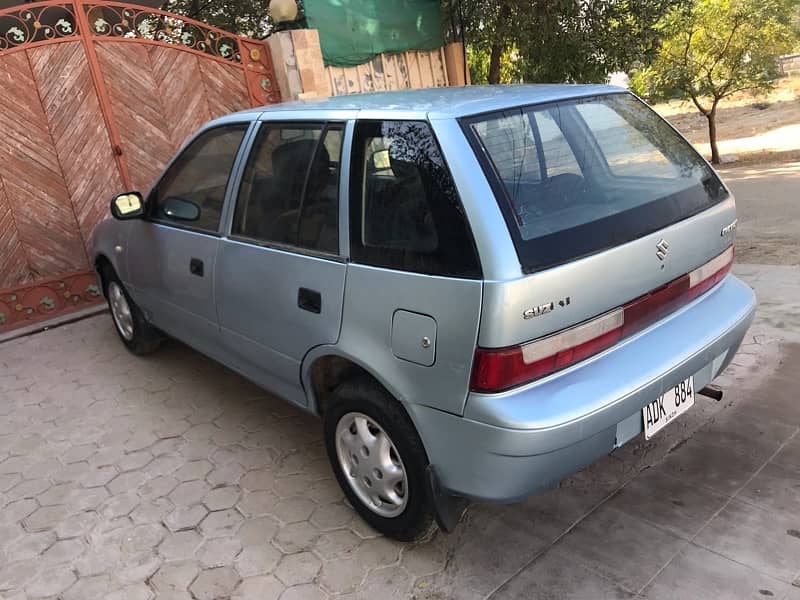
1,257,798,600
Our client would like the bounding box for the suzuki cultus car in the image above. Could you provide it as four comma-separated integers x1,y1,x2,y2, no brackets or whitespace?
93,86,756,540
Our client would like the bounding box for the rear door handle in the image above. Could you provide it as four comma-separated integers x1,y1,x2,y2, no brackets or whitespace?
189,258,204,277
298,287,321,314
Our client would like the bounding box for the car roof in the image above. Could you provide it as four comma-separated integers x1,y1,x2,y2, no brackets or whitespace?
221,84,625,123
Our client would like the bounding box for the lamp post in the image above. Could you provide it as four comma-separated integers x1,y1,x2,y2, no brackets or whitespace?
269,0,302,32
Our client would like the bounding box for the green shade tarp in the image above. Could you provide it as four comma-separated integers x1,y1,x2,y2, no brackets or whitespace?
303,0,444,66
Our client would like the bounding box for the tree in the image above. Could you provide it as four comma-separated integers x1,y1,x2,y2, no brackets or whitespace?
632,0,799,163
161,0,278,38
446,0,684,84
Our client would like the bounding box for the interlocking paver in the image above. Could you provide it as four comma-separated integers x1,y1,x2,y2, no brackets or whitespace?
159,530,203,561
23,505,70,532
203,486,240,511
42,537,86,564
240,469,276,491
165,504,209,531
105,583,154,600
314,529,362,560
235,543,282,577
233,574,284,600
131,497,174,525
107,471,149,495
6,478,50,501
118,450,153,472
13,530,56,560
150,561,200,595
80,466,117,488
175,459,214,482
272,521,321,554
100,490,140,518
197,536,243,568
169,480,211,506
281,583,329,600
310,502,354,530
238,515,280,546
55,509,99,539
138,474,180,499
0,260,791,600
270,496,316,524
200,508,244,537
24,566,76,598
274,551,321,586
189,566,240,600
319,556,366,594
61,573,110,600
206,463,245,487
238,490,280,517
0,472,22,492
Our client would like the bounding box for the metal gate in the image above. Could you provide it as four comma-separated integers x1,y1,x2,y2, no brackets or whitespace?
0,0,280,333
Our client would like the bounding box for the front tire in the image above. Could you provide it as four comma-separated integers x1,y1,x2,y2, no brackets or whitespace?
102,267,162,356
324,377,436,541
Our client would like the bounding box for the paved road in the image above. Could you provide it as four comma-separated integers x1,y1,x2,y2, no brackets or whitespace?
0,172,799,599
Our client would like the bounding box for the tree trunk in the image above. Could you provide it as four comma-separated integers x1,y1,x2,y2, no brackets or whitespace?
487,4,511,84
488,41,503,84
707,107,720,164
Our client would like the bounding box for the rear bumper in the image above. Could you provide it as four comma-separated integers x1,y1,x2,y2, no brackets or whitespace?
407,274,756,502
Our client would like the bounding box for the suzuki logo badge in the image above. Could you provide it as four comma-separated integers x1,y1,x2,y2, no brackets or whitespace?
656,239,669,261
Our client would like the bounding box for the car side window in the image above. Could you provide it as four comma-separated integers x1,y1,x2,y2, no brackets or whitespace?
349,120,481,278
233,123,342,255
149,124,247,233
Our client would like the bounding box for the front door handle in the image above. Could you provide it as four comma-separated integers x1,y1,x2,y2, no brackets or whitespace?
189,258,204,277
298,288,321,314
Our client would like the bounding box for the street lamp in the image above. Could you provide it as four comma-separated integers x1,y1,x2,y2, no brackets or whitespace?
269,0,301,31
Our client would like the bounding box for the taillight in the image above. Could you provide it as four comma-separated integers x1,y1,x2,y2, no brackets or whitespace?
471,246,734,393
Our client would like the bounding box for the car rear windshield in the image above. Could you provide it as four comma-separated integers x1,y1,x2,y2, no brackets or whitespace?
462,93,728,273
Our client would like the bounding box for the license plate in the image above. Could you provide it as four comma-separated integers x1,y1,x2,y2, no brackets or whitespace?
643,376,695,440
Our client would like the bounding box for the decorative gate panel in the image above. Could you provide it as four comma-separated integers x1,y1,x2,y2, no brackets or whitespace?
0,47,88,287
95,41,177,193
0,0,280,334
28,41,125,246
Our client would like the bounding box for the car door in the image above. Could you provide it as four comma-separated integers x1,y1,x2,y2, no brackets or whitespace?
337,119,484,416
215,121,347,406
125,123,250,357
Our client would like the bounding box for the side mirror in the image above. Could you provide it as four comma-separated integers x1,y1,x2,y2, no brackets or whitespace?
110,192,144,220
161,197,201,222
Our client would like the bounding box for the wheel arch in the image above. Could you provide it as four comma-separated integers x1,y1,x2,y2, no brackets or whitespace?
302,346,409,418
93,253,114,296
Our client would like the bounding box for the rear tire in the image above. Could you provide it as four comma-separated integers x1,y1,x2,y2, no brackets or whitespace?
324,376,436,542
101,266,162,356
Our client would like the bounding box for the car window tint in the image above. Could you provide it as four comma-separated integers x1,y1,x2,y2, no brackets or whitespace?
472,112,541,183
350,120,481,278
151,125,247,232
575,102,679,178
233,123,342,254
534,110,581,177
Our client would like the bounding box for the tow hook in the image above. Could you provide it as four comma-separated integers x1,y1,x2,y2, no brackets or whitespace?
425,465,468,533
698,384,724,401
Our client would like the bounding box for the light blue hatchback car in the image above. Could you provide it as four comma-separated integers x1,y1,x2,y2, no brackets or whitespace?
92,85,756,540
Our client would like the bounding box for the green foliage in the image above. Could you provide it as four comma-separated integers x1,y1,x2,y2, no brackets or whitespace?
634,0,798,162
636,0,798,102
163,0,277,38
452,0,684,84
467,44,518,84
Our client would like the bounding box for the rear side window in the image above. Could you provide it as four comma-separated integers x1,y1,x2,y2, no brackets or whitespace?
233,123,342,255
464,93,727,272
349,120,480,278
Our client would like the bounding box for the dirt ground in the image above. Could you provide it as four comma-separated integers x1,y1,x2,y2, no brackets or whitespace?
653,76,800,164
719,160,800,266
